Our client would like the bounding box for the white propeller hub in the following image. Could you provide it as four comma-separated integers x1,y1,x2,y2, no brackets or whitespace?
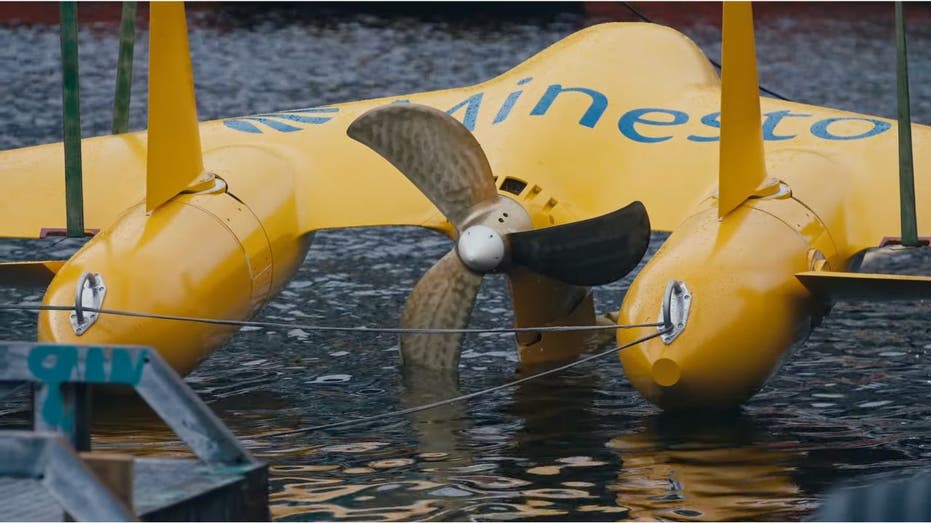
457,225,505,273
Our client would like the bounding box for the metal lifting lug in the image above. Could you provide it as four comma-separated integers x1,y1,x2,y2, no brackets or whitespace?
657,280,691,344
70,272,107,335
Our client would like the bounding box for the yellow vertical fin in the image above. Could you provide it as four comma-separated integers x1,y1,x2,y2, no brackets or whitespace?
146,2,204,213
718,2,767,219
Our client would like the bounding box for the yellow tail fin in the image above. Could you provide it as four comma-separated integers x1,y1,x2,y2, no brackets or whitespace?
718,2,767,218
146,2,205,213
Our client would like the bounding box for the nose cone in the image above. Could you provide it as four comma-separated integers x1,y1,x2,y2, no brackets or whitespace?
457,224,505,272
618,205,818,411
38,198,260,376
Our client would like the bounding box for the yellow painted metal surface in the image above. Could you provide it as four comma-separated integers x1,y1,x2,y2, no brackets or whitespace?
202,145,310,295
618,203,821,410
37,164,311,376
1,22,718,241
617,145,849,410
1,21,926,259
39,194,256,375
718,2,768,218
145,2,206,213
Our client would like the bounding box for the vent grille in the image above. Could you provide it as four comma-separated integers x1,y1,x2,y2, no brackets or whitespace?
501,177,527,195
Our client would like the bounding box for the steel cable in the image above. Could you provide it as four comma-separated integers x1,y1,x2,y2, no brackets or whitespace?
0,302,662,335
0,301,667,436
263,328,668,437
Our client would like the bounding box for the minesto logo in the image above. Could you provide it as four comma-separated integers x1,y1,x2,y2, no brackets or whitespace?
224,107,339,134
223,77,892,142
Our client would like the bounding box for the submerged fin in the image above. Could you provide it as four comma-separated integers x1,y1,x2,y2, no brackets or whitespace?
718,2,767,219
0,260,66,287
146,2,205,213
797,270,931,301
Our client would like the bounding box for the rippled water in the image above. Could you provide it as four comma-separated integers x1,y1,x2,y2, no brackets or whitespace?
4,3,931,521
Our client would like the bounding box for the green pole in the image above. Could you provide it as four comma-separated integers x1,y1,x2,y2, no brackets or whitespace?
59,1,84,237
112,1,136,135
896,1,920,247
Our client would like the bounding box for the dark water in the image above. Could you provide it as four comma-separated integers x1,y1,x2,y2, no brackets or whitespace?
4,3,931,521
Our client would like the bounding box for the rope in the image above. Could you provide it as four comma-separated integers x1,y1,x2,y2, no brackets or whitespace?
620,2,792,102
0,303,662,335
263,328,668,437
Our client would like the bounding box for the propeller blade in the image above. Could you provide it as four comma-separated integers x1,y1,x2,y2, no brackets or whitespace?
506,266,600,365
399,249,483,372
400,368,474,472
507,201,651,286
347,103,499,228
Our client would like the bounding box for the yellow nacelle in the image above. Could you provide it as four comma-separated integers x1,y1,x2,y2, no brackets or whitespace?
619,151,847,411
39,192,263,375
39,148,310,376
619,204,815,410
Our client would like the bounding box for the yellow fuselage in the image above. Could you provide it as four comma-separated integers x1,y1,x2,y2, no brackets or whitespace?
3,22,926,408
619,150,845,410
39,149,310,375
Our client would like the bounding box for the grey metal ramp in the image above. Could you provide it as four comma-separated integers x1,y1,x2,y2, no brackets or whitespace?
134,458,267,521
0,342,270,521
0,457,266,522
0,476,63,522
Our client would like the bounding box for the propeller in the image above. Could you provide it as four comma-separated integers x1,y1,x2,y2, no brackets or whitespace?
348,103,651,373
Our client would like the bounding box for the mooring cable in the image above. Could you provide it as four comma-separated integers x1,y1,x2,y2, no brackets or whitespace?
263,328,668,438
0,301,667,435
0,303,663,335
0,301,668,437
620,1,792,102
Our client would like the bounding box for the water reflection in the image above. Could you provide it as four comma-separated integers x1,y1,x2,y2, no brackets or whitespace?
401,369,474,473
608,414,810,521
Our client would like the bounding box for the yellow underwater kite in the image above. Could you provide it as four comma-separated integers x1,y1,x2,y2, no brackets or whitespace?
1,2,929,411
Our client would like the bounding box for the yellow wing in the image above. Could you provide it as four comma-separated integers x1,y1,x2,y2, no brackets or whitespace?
2,21,929,263
0,22,718,239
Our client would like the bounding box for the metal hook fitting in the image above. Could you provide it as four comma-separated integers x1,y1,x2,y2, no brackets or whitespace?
658,280,691,344
70,272,107,335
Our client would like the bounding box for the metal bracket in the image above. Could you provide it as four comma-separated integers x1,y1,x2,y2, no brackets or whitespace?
711,178,792,201
657,280,691,344
0,342,255,466
70,272,106,336
182,173,227,195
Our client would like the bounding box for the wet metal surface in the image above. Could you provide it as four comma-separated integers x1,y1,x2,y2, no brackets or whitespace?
4,3,931,521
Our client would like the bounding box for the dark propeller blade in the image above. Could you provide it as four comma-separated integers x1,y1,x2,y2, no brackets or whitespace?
507,201,651,286
347,103,499,229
